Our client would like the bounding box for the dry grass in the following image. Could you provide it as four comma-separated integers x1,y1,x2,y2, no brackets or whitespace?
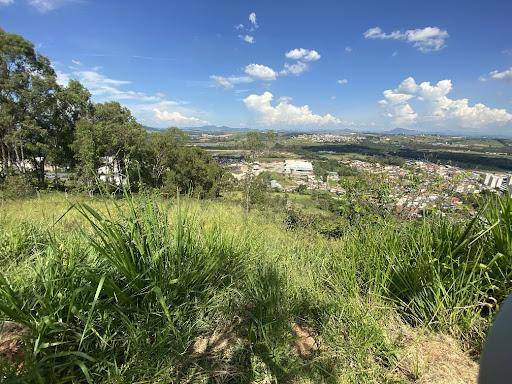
389,320,478,384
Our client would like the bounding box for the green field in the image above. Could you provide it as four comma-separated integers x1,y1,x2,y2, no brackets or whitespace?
1,193,511,383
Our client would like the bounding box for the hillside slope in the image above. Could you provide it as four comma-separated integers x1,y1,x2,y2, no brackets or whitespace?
1,194,506,382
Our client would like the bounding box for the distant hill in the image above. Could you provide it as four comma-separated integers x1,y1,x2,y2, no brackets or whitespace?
183,125,250,133
144,125,250,133
384,128,419,136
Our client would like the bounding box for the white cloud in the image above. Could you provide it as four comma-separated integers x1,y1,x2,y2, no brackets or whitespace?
244,63,278,81
239,34,255,44
71,59,82,66
285,48,321,62
234,23,244,30
28,0,75,12
244,91,341,126
380,76,512,128
503,49,512,56
153,109,208,127
249,12,258,28
280,61,309,76
364,26,449,52
56,68,167,102
345,46,352,53
337,79,348,85
0,0,14,6
480,67,512,82
210,75,253,89
57,66,200,128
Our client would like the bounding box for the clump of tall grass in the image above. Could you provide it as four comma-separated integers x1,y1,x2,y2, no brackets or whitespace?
0,221,49,270
0,197,251,382
366,196,512,351
0,195,398,382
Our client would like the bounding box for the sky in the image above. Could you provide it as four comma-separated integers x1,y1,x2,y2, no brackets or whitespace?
1,0,512,134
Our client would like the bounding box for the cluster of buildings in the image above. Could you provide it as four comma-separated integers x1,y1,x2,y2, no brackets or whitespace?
291,133,362,143
483,173,512,193
223,153,512,218
342,159,485,217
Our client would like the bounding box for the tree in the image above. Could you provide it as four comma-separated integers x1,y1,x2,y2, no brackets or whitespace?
0,28,92,187
146,128,224,198
0,27,61,184
49,80,92,172
73,102,147,190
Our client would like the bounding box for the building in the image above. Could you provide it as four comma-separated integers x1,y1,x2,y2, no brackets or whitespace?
98,156,125,186
284,160,314,177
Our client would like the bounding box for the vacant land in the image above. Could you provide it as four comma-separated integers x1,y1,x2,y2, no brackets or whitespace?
1,193,511,383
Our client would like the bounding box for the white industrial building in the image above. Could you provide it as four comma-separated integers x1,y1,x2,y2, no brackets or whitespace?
284,160,314,176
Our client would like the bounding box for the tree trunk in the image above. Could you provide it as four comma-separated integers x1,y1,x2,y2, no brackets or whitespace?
0,141,7,176
13,143,21,172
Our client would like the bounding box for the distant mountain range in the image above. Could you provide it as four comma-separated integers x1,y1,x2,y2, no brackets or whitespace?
143,125,512,139
383,128,419,136
143,125,250,133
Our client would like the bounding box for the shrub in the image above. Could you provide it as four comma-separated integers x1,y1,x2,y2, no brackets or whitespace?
0,175,35,200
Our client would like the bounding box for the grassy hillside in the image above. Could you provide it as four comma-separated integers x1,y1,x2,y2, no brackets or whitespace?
1,193,511,383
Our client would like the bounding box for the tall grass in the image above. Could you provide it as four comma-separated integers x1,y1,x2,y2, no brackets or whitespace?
0,193,511,382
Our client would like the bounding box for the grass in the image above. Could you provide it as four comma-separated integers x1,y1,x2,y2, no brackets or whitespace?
0,192,511,382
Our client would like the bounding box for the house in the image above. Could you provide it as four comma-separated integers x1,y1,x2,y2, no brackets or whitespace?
98,156,125,186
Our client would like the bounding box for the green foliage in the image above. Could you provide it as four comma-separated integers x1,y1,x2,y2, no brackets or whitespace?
0,28,91,186
0,174,35,200
313,159,357,181
73,102,147,189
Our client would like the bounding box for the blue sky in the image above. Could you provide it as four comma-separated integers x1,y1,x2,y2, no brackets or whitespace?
1,0,512,133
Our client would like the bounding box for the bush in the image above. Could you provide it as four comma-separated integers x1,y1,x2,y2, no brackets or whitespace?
0,175,35,200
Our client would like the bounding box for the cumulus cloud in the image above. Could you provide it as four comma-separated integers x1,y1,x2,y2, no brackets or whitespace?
285,48,321,62
153,109,208,126
239,34,255,44
244,64,278,81
235,12,259,41
364,26,449,52
480,67,512,82
337,79,348,85
280,61,309,76
379,76,512,128
244,91,341,126
210,75,253,89
249,12,258,29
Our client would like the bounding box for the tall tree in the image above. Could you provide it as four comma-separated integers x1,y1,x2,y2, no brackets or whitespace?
49,80,92,172
0,27,60,183
73,102,147,189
